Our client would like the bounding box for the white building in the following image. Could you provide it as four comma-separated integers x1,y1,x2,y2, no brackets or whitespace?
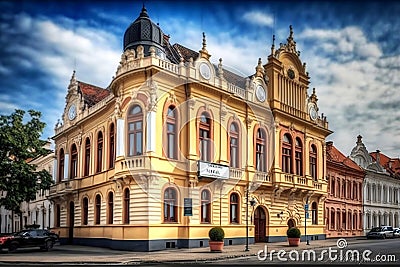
349,135,400,234
0,142,55,233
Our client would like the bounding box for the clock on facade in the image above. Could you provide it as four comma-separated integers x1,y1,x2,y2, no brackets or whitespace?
309,104,318,121
255,84,266,102
68,104,77,120
199,63,211,80
287,68,295,79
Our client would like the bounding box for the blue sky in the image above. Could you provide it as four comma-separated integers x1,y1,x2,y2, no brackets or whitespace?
0,0,399,158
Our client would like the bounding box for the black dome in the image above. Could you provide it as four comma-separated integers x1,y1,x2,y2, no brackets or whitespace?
123,6,165,56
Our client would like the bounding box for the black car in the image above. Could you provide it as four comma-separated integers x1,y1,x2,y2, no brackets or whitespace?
0,229,59,252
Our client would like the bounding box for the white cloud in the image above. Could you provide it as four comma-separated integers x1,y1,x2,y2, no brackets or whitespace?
299,26,399,157
242,11,274,28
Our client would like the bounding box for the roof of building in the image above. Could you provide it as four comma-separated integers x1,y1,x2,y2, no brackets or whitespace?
170,43,248,88
326,141,363,172
370,151,400,178
77,81,110,108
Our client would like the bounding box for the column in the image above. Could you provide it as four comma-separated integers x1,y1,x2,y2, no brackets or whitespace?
146,111,156,152
52,158,57,181
64,154,69,180
116,118,125,157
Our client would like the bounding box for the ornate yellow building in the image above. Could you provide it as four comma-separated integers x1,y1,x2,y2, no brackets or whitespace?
49,7,332,251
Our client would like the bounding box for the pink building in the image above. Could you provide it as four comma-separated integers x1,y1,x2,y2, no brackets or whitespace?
325,141,365,238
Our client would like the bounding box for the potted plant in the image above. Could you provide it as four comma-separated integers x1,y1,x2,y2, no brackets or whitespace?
287,227,301,246
208,226,225,252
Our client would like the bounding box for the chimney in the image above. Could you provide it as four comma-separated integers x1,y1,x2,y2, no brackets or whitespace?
376,150,380,164
389,159,394,169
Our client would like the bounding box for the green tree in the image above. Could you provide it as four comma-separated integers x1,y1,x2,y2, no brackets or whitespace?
0,109,53,231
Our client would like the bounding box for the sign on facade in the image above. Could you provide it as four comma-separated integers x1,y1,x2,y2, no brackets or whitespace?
197,161,229,179
184,198,192,216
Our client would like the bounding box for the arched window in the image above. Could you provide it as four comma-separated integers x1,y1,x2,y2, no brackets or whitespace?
58,149,64,182
331,177,335,196
255,128,266,172
199,112,211,162
330,209,335,230
95,194,101,225
97,131,103,173
84,138,90,176
107,192,113,224
311,202,318,225
230,193,240,223
310,144,317,180
201,189,211,223
82,197,88,225
282,134,292,173
229,122,239,168
164,187,178,222
295,138,303,175
109,123,115,168
166,106,177,159
123,188,130,224
128,105,143,156
55,204,61,227
70,144,78,178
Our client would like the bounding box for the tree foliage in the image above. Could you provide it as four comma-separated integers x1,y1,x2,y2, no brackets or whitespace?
0,109,53,213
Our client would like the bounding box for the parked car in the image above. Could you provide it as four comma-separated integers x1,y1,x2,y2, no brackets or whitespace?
0,229,59,252
393,228,400,238
366,226,394,239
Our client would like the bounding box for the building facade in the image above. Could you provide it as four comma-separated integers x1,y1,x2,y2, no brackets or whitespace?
349,135,400,234
49,6,332,251
0,142,55,233
325,141,364,238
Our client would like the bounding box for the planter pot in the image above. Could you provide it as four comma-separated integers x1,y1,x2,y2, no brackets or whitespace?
288,237,300,247
209,240,224,252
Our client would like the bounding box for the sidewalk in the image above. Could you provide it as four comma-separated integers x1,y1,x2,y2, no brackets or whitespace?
0,237,366,264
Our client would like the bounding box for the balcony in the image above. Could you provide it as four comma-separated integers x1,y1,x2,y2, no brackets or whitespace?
114,155,149,177
229,168,243,179
49,179,77,196
273,172,327,193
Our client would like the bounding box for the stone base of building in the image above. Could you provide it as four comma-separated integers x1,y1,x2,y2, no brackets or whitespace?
267,234,326,243
60,236,256,251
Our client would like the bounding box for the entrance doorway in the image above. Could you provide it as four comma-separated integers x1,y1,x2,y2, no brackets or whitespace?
254,206,266,242
68,201,75,244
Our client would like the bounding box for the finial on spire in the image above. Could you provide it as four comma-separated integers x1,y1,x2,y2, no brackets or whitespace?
202,32,207,50
255,58,264,78
357,135,363,144
218,58,224,77
270,35,275,56
199,32,210,59
139,4,149,18
289,25,293,39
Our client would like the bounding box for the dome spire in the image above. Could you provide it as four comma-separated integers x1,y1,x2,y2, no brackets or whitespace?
139,4,149,18
199,32,211,60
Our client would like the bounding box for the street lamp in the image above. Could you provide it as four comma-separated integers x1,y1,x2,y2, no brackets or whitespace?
245,189,257,252
305,197,310,245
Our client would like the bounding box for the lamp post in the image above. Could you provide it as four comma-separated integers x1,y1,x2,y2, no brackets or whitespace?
305,197,310,245
245,188,257,252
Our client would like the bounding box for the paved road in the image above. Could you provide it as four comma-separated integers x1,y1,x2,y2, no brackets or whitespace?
1,238,399,266
210,238,400,265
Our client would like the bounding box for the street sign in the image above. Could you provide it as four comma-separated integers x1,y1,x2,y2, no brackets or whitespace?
306,212,309,219
304,204,309,211
184,198,192,216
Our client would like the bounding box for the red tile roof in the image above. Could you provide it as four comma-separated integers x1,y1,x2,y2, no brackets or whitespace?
327,142,363,171
370,151,400,178
78,81,110,107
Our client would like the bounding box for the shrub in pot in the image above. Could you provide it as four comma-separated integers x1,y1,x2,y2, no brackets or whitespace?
287,227,301,246
208,226,225,252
